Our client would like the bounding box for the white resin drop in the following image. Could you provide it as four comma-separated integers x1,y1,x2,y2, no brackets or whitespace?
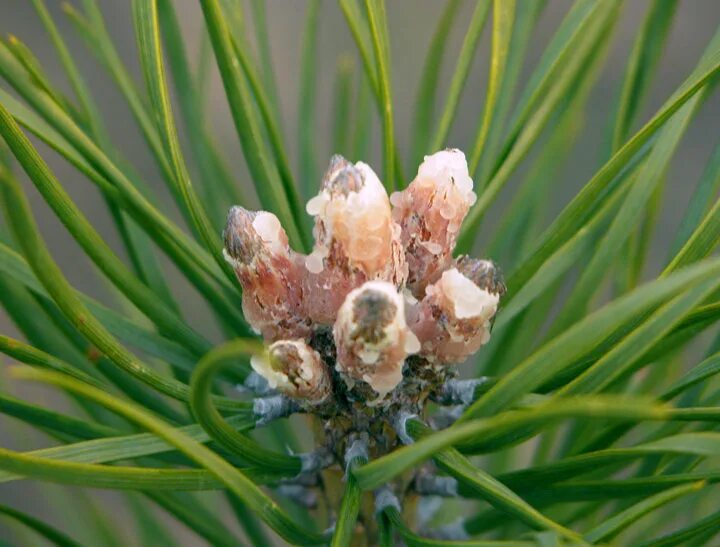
306,193,328,216
440,268,499,320
250,354,290,391
305,250,326,274
417,149,476,205
404,330,421,354
251,212,286,255
252,212,282,243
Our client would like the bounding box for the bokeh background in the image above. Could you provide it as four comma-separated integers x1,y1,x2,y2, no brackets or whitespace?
1,1,719,544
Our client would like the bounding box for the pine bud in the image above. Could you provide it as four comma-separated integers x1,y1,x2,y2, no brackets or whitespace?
250,339,331,404
303,156,406,324
333,281,420,401
391,149,477,298
407,260,502,364
223,206,308,340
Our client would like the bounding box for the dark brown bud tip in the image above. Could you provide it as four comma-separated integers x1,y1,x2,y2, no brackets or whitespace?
455,256,506,297
223,206,257,264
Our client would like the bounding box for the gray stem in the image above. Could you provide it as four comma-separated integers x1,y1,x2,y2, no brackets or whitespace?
434,377,490,406
253,394,299,426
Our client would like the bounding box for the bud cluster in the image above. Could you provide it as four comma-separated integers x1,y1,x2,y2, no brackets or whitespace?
224,150,505,451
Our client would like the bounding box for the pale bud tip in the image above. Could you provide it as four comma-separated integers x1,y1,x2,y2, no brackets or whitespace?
334,281,412,400
417,149,475,204
437,268,498,320
252,340,331,403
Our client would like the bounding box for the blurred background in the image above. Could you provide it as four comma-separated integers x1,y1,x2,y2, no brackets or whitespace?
0,1,719,544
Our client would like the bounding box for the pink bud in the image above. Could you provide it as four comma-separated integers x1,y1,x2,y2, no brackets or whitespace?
333,281,419,402
407,259,502,365
250,339,331,404
303,156,406,325
391,149,477,298
223,206,309,340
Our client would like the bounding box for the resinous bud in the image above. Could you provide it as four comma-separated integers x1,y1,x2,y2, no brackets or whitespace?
223,206,308,340
391,149,477,298
250,339,331,404
303,156,406,324
407,259,502,365
333,281,419,401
